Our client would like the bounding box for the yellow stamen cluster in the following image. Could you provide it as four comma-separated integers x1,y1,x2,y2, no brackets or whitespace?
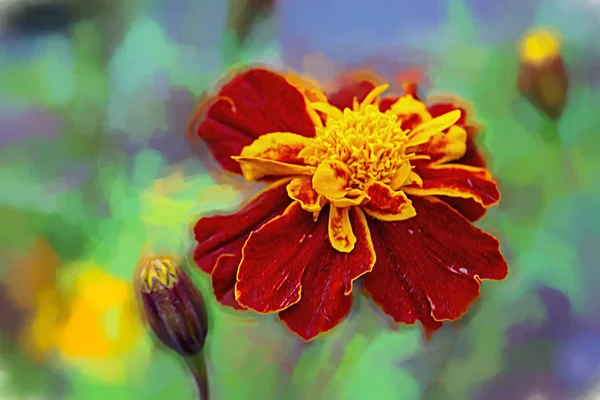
302,86,411,190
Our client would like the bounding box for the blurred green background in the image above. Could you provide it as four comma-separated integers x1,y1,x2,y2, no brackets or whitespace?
1,0,600,399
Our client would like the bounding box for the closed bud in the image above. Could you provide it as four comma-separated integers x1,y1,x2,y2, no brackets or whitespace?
137,256,208,357
518,28,569,120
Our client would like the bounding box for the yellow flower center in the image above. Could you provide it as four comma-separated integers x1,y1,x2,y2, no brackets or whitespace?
302,85,411,190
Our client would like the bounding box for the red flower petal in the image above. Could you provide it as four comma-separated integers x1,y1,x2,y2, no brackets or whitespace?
436,196,487,222
427,103,467,125
327,81,376,111
278,207,375,340
363,196,507,333
405,164,500,207
235,204,375,316
428,104,486,168
409,125,467,165
196,69,316,174
235,202,321,313
383,95,489,219
193,179,291,273
363,181,416,221
460,126,487,168
212,254,245,309
379,97,396,112
421,103,488,218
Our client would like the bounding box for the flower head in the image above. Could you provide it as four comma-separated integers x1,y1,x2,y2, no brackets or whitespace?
190,68,508,340
137,256,209,356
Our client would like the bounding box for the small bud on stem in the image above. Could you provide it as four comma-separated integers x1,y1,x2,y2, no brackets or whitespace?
136,256,210,399
518,28,569,120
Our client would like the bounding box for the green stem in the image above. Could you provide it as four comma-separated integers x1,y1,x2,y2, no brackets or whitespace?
541,119,577,193
185,352,209,400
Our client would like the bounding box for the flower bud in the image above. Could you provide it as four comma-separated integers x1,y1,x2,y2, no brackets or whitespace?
137,256,208,357
517,28,569,120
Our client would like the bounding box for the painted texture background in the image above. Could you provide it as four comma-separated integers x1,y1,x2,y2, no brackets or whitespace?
1,0,600,398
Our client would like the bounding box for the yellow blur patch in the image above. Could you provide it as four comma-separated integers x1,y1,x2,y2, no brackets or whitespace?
23,288,62,362
520,28,561,65
54,266,143,371
141,170,239,226
7,240,63,362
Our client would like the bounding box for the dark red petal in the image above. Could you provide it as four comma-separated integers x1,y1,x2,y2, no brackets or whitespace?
379,97,396,112
193,179,291,273
196,69,316,174
194,235,246,274
400,114,424,131
436,196,487,222
327,81,376,111
427,103,467,125
406,164,500,207
363,196,507,334
384,96,489,217
278,207,375,340
390,98,489,220
235,202,326,313
428,104,486,168
426,104,488,215
459,126,487,168
236,205,375,341
212,254,245,310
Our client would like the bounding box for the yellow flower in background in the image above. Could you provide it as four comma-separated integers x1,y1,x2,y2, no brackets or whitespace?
52,264,147,382
26,287,62,362
56,266,140,358
8,243,149,383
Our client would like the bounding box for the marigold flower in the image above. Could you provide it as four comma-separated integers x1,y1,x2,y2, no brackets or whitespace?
190,68,508,341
